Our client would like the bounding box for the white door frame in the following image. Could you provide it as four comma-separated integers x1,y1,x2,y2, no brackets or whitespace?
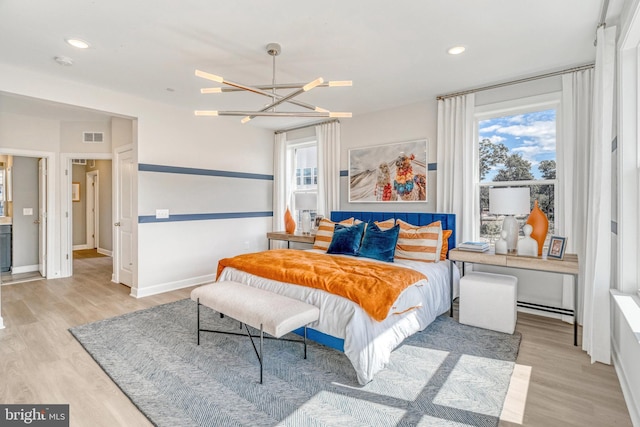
0,148,56,279
60,153,112,277
38,158,47,277
86,170,99,250
113,144,137,290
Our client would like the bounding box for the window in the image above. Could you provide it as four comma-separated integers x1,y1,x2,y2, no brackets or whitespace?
290,141,318,224
476,99,558,248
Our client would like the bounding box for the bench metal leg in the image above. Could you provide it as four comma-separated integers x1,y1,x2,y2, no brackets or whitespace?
196,303,311,384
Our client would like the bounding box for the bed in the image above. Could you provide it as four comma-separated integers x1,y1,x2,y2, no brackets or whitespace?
217,211,459,385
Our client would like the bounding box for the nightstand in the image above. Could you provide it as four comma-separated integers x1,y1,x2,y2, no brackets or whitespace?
266,231,315,249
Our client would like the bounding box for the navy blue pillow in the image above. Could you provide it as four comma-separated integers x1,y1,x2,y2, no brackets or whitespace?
357,221,400,262
327,222,366,256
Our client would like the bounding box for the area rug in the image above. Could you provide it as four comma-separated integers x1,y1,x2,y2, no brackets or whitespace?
70,299,521,427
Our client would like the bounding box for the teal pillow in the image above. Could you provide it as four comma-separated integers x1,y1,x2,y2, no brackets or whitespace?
327,222,365,256
357,221,400,262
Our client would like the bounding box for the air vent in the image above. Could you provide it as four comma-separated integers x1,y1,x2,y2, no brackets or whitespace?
72,159,87,165
83,132,104,143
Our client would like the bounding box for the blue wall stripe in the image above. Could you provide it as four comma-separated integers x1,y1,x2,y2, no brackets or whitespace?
139,211,273,223
340,163,437,176
139,163,273,181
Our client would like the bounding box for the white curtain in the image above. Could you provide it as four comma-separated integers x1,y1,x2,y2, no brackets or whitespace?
436,93,477,242
581,25,615,364
560,68,593,325
316,121,340,217
272,132,289,247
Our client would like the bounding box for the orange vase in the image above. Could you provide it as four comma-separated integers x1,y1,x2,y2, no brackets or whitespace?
284,207,296,234
526,200,549,256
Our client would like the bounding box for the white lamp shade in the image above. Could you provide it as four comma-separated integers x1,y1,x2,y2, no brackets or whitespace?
489,187,530,215
294,192,317,211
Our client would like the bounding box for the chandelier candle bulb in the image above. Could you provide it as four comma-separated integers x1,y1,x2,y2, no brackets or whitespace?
195,70,224,83
200,88,222,94
303,77,324,91
194,110,219,116
328,80,353,87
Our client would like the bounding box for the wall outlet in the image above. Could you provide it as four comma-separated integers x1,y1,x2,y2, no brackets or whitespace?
156,209,170,219
23,208,33,216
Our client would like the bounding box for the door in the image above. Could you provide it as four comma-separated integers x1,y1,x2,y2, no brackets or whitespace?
38,158,47,277
86,171,98,250
115,148,133,286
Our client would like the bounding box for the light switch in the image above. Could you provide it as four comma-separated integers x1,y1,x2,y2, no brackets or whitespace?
23,208,33,216
156,209,169,219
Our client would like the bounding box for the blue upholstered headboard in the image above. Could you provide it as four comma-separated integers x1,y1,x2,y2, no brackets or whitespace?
330,211,457,255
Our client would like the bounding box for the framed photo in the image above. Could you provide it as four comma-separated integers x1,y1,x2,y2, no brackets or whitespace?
348,139,428,203
547,235,567,260
72,182,81,202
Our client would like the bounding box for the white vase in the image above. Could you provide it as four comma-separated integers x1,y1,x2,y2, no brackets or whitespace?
502,215,519,252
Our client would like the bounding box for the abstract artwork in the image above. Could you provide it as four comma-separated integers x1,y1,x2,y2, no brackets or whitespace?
349,139,427,202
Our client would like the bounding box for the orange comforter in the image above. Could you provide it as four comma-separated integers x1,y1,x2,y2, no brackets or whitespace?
217,249,426,321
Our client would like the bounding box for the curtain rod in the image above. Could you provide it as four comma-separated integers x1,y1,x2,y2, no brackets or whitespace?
436,63,595,101
274,118,339,134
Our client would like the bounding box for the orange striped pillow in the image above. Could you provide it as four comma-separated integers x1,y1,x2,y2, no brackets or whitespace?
313,217,355,251
440,229,453,261
394,219,443,263
374,218,396,231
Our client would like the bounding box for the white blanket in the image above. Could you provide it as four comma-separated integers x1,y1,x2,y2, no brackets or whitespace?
217,250,460,384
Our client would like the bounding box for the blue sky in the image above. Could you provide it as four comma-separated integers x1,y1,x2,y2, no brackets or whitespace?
479,109,556,182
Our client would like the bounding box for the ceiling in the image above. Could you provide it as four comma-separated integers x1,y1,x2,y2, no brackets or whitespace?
0,0,610,129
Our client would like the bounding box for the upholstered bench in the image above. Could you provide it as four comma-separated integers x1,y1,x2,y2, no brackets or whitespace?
459,272,518,334
191,281,320,383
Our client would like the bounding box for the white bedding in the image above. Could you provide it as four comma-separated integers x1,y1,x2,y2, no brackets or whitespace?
217,249,460,385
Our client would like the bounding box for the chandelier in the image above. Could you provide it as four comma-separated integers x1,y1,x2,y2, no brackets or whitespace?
194,43,352,124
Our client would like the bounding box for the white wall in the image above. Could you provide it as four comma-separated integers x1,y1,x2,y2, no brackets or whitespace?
61,121,112,153
341,101,437,209
0,62,273,298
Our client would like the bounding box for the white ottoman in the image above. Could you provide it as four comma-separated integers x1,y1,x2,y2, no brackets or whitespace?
459,272,518,334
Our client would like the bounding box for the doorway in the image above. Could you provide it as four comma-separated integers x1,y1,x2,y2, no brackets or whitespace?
0,153,52,286
69,157,113,273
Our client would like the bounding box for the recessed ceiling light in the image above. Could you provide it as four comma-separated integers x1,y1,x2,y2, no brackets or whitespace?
65,38,90,49
447,46,466,55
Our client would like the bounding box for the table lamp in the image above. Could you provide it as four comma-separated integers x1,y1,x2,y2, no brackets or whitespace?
489,187,530,253
294,192,317,234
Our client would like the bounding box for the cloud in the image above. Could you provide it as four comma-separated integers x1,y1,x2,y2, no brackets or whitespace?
485,135,506,144
479,124,501,133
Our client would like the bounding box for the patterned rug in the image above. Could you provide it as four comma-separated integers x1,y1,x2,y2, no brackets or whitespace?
70,299,521,427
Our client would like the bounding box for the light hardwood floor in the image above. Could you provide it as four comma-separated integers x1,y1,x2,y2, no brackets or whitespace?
0,257,633,427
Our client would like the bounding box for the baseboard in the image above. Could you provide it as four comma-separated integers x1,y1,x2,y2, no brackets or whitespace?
73,244,90,251
130,273,217,298
11,264,39,274
612,343,640,427
0,315,4,329
97,248,113,257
